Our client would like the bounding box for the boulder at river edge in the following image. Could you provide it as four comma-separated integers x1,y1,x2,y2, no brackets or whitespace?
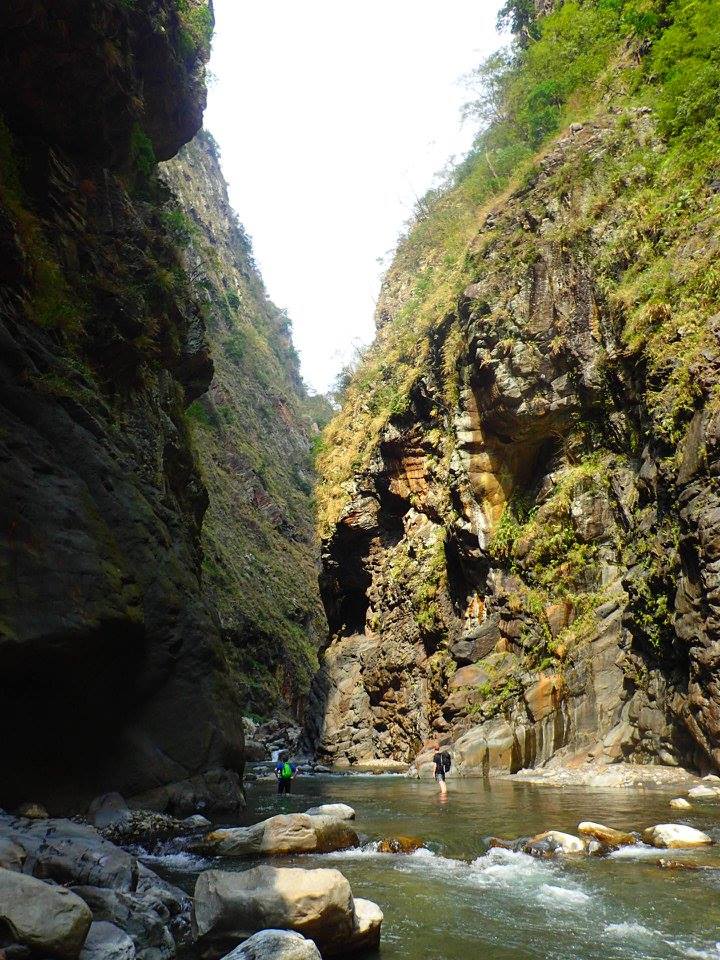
0,868,93,959
193,814,358,857
220,930,321,960
688,785,720,800
79,921,136,960
643,824,713,848
193,866,383,958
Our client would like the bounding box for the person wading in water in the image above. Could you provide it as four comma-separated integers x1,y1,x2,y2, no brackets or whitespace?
433,746,452,797
274,753,297,795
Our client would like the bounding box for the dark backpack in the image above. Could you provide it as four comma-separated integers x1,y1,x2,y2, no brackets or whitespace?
441,751,452,773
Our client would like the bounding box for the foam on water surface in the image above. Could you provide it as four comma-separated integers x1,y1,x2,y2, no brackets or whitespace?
135,849,212,872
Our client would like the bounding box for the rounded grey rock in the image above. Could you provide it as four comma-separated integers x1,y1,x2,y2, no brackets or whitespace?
221,930,321,960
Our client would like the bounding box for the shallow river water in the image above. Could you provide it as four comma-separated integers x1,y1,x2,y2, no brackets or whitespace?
150,774,720,960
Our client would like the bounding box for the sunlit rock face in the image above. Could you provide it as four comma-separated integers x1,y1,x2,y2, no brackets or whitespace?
0,0,249,812
308,106,719,776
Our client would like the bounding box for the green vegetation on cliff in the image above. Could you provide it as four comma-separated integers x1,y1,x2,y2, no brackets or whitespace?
163,133,328,715
317,0,720,534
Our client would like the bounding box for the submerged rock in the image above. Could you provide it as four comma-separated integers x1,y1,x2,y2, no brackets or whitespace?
193,865,381,958
220,930,321,960
485,837,518,851
304,804,355,820
643,824,713,848
670,797,692,810
0,868,92,959
192,814,358,857
657,859,715,871
376,837,424,854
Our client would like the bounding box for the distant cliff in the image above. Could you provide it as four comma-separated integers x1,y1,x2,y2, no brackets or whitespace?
308,0,720,776
163,133,328,718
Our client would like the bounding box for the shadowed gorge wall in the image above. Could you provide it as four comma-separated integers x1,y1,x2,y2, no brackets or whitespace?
309,0,720,776
0,0,240,813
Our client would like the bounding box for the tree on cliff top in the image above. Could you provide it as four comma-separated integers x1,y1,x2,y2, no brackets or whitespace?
497,0,541,44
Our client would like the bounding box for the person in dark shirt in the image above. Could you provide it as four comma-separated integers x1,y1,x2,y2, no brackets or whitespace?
433,747,450,796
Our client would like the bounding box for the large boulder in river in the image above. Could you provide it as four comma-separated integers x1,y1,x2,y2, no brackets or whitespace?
0,868,92,959
643,824,713,848
577,822,637,847
193,814,358,857
528,831,586,854
193,866,382,958
220,930,321,960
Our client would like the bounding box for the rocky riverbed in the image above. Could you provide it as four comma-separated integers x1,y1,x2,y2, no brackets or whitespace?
6,770,720,960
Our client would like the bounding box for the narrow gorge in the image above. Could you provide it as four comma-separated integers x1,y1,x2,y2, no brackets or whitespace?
3,2,720,959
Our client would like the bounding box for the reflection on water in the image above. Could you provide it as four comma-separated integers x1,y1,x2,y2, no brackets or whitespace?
153,773,720,960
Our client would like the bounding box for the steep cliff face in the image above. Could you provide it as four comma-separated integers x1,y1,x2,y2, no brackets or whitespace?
309,0,720,775
0,0,248,812
162,133,328,717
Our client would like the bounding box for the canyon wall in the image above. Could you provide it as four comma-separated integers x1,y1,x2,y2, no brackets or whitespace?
308,0,720,776
162,134,327,718
0,0,324,812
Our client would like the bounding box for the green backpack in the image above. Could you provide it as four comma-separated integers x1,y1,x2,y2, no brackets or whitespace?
280,761,293,779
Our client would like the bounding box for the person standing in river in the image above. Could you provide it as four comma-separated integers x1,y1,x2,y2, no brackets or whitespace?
433,746,451,796
274,752,297,795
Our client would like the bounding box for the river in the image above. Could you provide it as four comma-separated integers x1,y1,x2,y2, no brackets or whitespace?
148,773,720,960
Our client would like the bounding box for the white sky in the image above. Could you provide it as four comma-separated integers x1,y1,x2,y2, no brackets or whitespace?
204,0,503,394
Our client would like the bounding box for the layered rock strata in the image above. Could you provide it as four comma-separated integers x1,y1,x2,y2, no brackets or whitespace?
309,98,720,775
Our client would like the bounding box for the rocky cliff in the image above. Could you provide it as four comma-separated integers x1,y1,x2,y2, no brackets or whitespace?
0,0,322,813
162,133,328,718
308,0,720,776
